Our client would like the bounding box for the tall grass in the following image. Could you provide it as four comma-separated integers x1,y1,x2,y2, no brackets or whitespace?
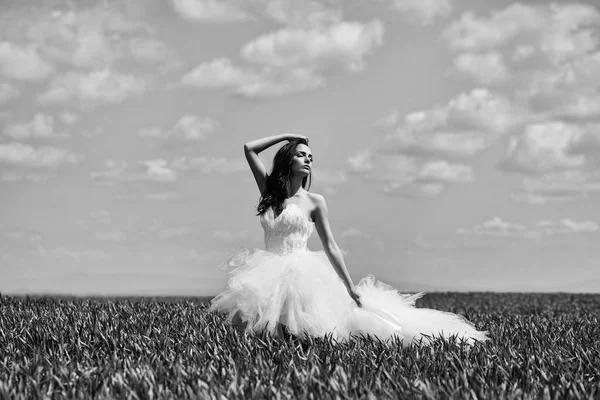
1,292,599,399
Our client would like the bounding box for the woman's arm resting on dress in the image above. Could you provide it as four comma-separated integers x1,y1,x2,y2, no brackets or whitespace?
313,195,355,291
243,134,289,195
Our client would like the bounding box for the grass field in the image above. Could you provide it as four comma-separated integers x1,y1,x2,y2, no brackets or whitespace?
1,292,599,399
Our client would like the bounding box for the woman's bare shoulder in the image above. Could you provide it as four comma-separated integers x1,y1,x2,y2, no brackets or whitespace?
307,191,326,213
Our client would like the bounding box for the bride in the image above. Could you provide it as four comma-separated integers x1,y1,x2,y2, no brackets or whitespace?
209,133,489,346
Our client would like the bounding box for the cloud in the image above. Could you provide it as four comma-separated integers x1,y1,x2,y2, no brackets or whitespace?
32,247,108,260
453,51,509,84
90,210,112,224
91,156,245,185
181,58,325,97
417,160,474,184
256,0,342,26
0,81,19,103
171,0,343,26
519,52,600,120
458,217,599,238
510,170,600,205
143,191,184,201
2,3,176,73
386,0,452,26
536,219,599,235
170,156,247,174
181,58,257,88
181,20,383,97
91,159,176,185
212,229,252,242
499,121,587,175
171,0,249,22
3,113,67,140
139,115,220,141
0,41,54,81
443,3,600,117
381,88,522,160
59,111,80,125
310,169,347,194
382,181,445,198
442,4,548,52
159,226,192,239
444,4,600,204
346,151,450,198
96,231,127,241
457,217,530,238
39,68,147,107
351,88,527,197
0,142,81,168
241,20,384,71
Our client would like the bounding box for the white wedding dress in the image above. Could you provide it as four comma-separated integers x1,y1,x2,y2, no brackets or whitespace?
209,203,489,346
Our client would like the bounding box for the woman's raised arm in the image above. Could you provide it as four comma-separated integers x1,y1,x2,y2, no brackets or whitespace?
243,133,305,195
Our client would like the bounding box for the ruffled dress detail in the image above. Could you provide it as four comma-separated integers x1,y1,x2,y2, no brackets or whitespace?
209,203,488,346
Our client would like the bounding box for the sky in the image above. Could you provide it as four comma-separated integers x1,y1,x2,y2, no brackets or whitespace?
1,0,600,296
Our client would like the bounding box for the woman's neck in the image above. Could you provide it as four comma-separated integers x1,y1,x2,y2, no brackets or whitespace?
287,179,305,197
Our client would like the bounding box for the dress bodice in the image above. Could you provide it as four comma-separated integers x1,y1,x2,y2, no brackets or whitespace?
260,203,314,255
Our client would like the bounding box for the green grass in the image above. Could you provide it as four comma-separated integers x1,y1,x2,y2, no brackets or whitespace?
1,292,599,399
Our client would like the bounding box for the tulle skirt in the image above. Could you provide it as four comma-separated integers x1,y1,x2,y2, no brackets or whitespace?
209,248,489,346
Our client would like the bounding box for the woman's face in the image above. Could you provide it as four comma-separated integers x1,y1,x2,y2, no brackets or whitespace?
291,144,313,176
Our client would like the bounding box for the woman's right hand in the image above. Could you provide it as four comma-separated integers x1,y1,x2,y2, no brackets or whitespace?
284,133,308,142
347,287,362,307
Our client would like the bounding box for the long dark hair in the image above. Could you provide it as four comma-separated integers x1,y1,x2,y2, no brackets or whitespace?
257,138,312,217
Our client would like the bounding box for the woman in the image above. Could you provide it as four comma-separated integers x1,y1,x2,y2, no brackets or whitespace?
209,133,489,346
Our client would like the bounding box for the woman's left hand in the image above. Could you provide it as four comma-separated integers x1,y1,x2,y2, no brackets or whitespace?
347,287,362,307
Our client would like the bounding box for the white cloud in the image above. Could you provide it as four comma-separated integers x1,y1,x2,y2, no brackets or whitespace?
96,231,127,241
182,58,325,97
536,219,599,235
171,0,343,26
7,4,175,73
0,81,19,103
182,58,257,88
347,148,374,174
235,66,325,97
511,170,600,205
212,229,252,242
32,247,107,260
181,20,383,97
170,156,247,174
417,160,474,184
0,142,81,168
442,4,548,52
499,122,587,175
91,155,245,185
453,51,509,84
138,115,220,142
382,88,521,160
383,181,445,198
90,210,112,224
0,41,54,81
519,52,600,120
142,160,178,182
59,111,80,125
458,217,599,238
3,113,67,140
159,226,192,239
257,0,342,26
166,115,219,141
387,0,452,26
143,192,184,201
457,217,531,238
171,0,249,22
241,20,384,71
39,68,147,106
